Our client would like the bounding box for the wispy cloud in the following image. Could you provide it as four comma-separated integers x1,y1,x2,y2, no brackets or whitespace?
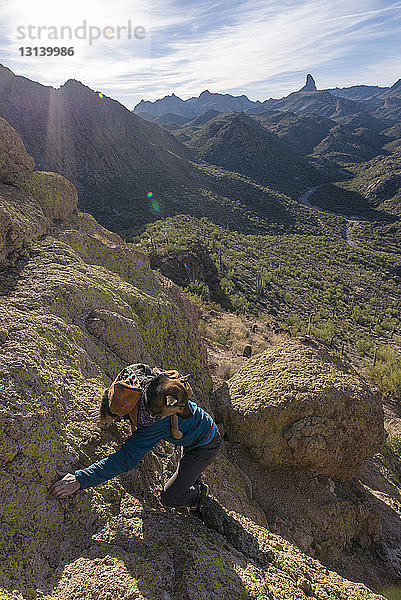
0,0,400,109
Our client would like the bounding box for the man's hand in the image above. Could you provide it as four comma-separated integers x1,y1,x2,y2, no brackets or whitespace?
48,468,81,498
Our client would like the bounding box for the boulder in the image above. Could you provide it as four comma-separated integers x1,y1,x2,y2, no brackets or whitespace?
0,116,35,181
0,118,78,265
7,170,78,222
215,337,385,481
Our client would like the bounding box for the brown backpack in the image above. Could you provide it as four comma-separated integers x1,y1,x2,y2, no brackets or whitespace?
108,365,183,437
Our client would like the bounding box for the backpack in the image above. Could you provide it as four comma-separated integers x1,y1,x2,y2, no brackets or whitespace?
108,364,182,436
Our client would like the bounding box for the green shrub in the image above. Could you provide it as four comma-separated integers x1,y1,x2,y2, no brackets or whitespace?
367,346,401,398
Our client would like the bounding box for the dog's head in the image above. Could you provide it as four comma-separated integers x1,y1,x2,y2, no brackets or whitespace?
145,373,193,419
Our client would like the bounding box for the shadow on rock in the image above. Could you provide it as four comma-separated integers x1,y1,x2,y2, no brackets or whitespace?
199,497,273,569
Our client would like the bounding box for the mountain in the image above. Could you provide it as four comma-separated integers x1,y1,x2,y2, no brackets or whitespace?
327,84,390,103
250,111,388,163
187,108,222,126
134,89,263,118
262,89,370,120
371,79,401,122
311,124,389,164
251,110,335,154
138,75,400,127
173,110,345,193
327,79,401,122
378,78,401,100
340,147,401,216
0,63,193,231
134,91,192,117
136,110,223,132
0,64,347,238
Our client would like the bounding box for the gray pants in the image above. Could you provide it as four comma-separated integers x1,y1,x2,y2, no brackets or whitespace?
160,430,222,508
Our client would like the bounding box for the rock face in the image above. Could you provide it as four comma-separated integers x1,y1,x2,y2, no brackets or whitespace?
149,240,220,292
0,118,77,266
8,170,78,222
0,116,35,180
215,337,385,481
299,74,317,92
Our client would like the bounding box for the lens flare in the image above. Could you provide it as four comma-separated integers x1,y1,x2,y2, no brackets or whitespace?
151,199,160,213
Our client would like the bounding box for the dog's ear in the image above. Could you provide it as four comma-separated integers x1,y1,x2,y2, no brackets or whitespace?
178,375,193,400
166,394,178,406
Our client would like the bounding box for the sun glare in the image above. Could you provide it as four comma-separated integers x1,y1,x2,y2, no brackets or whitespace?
10,0,117,26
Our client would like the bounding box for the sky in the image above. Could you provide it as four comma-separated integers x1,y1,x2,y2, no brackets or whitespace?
0,0,400,111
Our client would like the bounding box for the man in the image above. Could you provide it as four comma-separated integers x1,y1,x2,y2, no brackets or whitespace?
48,364,222,515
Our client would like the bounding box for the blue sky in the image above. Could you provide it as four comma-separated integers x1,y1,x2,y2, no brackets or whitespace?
0,0,400,110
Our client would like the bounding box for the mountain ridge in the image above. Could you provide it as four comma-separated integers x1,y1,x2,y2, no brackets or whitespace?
133,73,401,124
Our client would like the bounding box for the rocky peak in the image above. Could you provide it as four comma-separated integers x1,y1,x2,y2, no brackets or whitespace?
59,78,84,89
0,63,14,79
299,73,317,92
58,78,94,96
221,112,272,150
388,77,401,92
382,77,401,102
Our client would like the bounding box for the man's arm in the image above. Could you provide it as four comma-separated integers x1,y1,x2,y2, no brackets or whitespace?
74,426,163,490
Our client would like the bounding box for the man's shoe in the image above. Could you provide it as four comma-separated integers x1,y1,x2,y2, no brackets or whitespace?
190,482,209,516
193,474,203,486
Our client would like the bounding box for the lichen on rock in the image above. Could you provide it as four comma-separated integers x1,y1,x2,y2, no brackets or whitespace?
0,119,77,266
0,116,35,180
215,336,385,481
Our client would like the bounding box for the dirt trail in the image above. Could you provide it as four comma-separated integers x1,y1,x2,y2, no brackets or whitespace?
298,186,401,269
298,185,369,251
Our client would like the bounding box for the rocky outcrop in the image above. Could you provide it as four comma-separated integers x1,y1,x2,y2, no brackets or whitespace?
0,119,77,266
0,116,35,180
7,170,77,222
214,336,385,481
149,240,220,292
299,74,317,92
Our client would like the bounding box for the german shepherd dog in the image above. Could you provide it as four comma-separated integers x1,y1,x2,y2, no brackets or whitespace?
94,373,193,438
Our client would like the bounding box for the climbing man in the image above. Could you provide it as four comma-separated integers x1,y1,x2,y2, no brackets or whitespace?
48,363,221,516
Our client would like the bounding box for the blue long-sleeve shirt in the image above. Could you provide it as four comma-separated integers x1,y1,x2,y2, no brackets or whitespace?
75,398,216,490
